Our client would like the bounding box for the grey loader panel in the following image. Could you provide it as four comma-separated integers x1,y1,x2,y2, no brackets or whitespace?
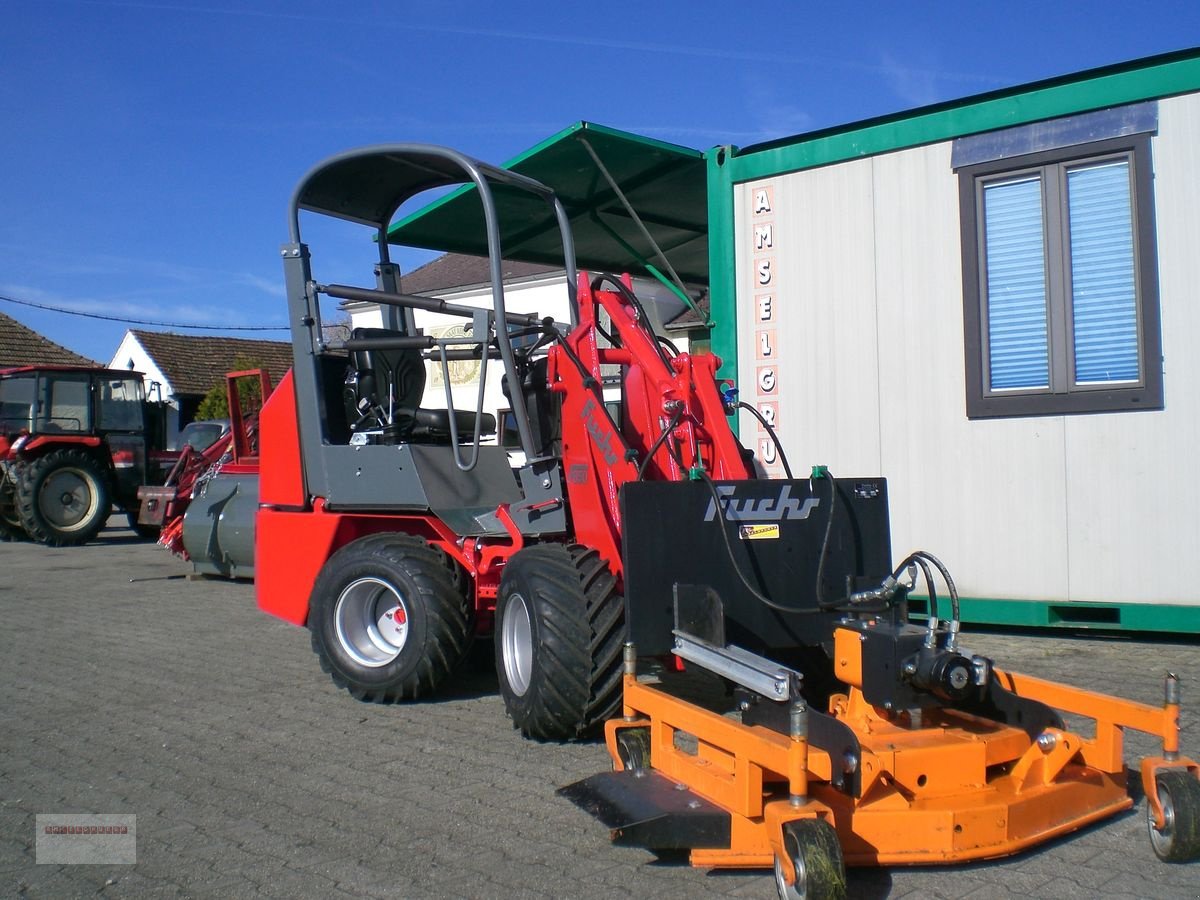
320,443,521,535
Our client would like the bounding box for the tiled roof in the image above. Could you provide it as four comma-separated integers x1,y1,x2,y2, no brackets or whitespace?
400,253,561,295
130,330,294,396
0,311,97,368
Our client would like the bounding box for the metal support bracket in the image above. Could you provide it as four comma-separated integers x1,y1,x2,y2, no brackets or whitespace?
671,630,801,702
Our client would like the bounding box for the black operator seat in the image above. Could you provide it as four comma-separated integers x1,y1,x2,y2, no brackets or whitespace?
345,327,495,443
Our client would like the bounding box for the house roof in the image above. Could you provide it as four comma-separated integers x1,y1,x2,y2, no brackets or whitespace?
0,311,96,368
400,253,560,295
129,330,293,396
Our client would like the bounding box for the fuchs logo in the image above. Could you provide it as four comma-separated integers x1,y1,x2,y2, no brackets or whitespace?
580,397,619,467
703,485,819,523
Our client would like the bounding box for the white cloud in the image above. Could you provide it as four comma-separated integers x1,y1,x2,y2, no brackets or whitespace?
878,51,948,108
235,273,286,298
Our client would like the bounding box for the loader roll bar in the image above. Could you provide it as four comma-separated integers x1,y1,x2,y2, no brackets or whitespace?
326,335,511,363
333,335,436,352
317,283,542,328
284,143,578,464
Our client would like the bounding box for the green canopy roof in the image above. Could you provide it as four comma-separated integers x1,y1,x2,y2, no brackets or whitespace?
386,122,710,285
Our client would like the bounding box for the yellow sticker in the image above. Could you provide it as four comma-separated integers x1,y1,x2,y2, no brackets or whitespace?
739,524,780,540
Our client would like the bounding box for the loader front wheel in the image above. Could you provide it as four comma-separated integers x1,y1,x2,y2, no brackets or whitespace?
1148,769,1200,863
495,544,624,741
309,534,471,702
774,818,846,900
17,449,110,546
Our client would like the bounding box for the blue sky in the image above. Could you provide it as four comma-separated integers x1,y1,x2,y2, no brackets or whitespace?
2,1,1196,363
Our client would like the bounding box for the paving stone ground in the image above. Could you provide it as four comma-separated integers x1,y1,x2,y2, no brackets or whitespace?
2,522,1200,898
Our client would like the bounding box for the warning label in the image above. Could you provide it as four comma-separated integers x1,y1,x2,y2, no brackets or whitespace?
738,523,780,541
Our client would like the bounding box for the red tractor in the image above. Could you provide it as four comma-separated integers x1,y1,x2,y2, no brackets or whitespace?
255,145,1200,892
0,365,169,545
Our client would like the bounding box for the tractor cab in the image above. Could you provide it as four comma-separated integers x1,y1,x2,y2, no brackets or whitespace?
0,366,148,440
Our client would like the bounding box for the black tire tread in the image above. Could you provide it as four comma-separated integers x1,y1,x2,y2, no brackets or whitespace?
0,466,27,541
1151,769,1200,863
779,818,847,900
309,534,472,703
126,513,161,540
497,543,624,741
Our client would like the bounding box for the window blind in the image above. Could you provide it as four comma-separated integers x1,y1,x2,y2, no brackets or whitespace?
983,177,1049,391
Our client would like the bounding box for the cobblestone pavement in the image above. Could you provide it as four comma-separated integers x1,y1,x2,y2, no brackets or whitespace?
2,522,1200,899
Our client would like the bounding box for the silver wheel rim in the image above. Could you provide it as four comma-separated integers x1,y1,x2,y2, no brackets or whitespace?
1149,782,1177,855
773,840,806,900
334,577,410,668
501,592,533,697
39,467,100,532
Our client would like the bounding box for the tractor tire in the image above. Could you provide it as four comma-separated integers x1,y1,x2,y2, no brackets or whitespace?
16,450,111,546
0,467,28,541
494,543,625,741
126,512,161,541
1148,769,1200,863
308,533,472,702
773,818,847,900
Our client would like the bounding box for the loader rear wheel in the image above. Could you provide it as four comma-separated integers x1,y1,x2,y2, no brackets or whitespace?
494,544,624,741
774,819,846,900
1148,769,1200,862
309,534,471,702
17,449,110,546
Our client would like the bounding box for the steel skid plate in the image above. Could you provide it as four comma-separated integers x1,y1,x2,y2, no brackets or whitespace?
558,769,731,850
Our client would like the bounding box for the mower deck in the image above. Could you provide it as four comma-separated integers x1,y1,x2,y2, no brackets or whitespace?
594,677,1131,868
563,630,1195,876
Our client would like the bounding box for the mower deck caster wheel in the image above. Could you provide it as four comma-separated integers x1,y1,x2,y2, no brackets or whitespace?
1149,769,1200,862
615,727,651,772
774,818,846,900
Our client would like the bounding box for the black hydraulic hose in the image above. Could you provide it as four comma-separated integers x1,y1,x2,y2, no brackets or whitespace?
736,401,793,479
910,555,939,623
597,321,621,348
637,406,684,481
920,551,959,624
590,274,673,370
554,328,602,389
892,550,956,623
695,470,828,615
812,472,841,610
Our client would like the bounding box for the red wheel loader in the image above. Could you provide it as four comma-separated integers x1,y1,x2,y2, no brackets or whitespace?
254,144,1200,896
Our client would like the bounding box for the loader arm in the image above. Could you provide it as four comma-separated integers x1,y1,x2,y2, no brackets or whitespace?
550,272,753,577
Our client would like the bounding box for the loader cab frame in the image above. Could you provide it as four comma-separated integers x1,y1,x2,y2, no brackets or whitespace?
280,145,578,535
